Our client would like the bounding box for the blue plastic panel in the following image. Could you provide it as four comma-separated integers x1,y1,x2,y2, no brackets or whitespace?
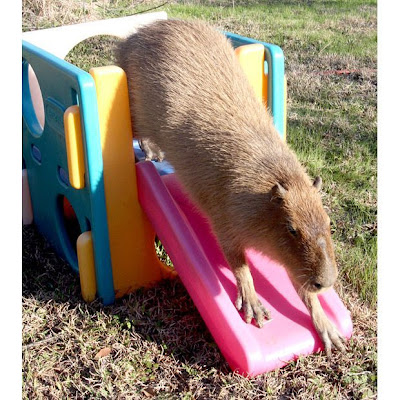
22,40,115,305
224,31,285,138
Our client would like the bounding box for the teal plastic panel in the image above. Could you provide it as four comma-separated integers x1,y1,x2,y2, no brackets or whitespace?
224,32,285,139
22,40,115,305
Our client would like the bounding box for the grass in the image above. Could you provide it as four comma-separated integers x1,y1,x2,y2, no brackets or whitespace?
23,0,377,398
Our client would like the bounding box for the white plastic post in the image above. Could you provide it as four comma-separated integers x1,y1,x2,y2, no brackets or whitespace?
22,11,168,59
23,12,168,139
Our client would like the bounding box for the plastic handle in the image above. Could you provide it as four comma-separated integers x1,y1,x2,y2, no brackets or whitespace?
64,105,85,189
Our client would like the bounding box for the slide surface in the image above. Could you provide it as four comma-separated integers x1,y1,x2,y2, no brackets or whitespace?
136,160,353,376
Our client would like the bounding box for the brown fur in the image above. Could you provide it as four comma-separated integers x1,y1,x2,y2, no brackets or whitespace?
116,19,345,355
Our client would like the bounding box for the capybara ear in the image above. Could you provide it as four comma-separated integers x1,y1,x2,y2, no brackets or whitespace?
313,176,322,191
270,182,287,203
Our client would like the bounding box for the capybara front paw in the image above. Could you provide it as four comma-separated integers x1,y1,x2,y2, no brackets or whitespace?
235,293,271,328
139,139,164,162
315,316,346,358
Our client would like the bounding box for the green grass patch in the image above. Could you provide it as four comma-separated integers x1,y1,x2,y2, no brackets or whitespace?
65,35,119,71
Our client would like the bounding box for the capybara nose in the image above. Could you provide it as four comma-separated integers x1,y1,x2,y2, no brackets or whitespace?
312,274,336,291
313,282,323,291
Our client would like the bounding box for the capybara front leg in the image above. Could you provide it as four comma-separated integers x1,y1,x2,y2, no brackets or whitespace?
226,250,271,327
299,288,346,357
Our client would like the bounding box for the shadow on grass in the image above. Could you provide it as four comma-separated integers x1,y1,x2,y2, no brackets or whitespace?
22,224,230,372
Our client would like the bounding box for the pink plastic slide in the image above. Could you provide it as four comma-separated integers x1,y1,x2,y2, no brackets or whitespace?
136,161,353,376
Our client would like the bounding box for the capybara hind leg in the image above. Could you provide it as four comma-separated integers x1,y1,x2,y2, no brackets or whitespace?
139,138,165,162
225,249,271,327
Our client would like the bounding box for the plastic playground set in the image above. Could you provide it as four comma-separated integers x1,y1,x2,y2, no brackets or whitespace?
22,12,352,376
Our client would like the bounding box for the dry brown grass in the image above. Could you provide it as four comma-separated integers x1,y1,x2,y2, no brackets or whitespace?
22,0,157,31
22,0,95,30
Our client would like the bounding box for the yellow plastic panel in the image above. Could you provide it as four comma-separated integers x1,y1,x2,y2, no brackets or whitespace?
64,105,85,189
90,66,174,298
235,44,268,107
77,231,97,302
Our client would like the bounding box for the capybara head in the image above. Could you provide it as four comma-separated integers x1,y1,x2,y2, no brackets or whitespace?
252,176,338,293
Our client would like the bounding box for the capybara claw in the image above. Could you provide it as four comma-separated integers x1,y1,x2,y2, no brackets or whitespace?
236,294,270,327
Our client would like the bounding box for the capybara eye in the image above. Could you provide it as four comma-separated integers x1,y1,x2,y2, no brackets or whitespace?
288,225,297,236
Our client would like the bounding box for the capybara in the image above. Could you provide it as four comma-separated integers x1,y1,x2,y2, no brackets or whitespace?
116,19,345,356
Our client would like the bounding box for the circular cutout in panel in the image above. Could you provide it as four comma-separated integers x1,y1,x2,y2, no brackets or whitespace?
22,61,45,136
65,35,119,71
61,196,81,255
